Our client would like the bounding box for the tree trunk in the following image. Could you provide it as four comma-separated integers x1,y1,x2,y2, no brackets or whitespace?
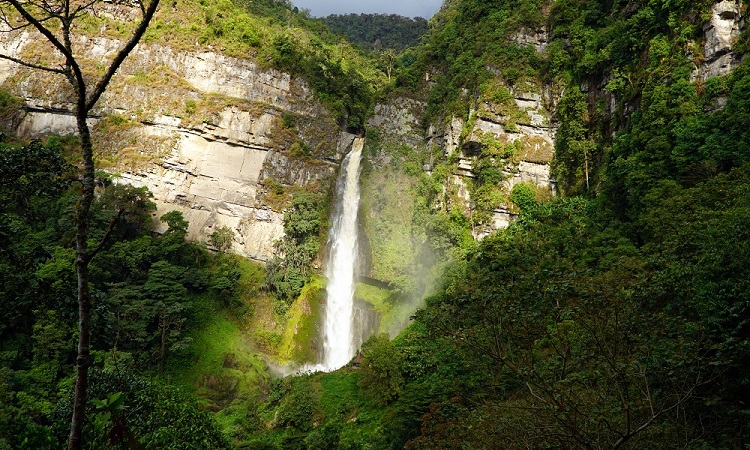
68,106,96,450
584,151,589,191
160,316,167,374
0,2,163,447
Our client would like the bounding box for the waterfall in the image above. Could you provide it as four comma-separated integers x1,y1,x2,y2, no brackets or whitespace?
321,137,364,371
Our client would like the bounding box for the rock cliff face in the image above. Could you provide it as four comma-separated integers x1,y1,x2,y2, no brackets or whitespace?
426,86,557,236
0,31,347,261
366,87,556,238
694,0,745,82
511,26,548,53
420,23,556,235
367,78,557,236
367,98,425,149
2,2,743,259
389,1,745,238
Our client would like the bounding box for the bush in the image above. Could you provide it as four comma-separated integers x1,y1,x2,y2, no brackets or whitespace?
51,369,232,449
358,334,405,405
209,226,235,253
265,193,325,302
276,379,319,432
510,182,538,211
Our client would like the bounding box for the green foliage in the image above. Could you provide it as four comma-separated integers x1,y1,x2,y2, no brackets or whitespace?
0,88,21,109
278,276,324,363
509,182,537,211
265,193,326,304
270,34,301,72
0,89,22,134
280,113,296,129
480,81,513,107
360,168,417,283
466,132,518,223
298,48,375,129
184,99,197,115
0,141,75,335
262,177,285,196
0,138,271,447
252,328,282,353
359,131,477,323
210,226,235,253
92,183,156,240
402,191,739,447
337,25,750,440
552,86,597,194
211,258,242,298
304,422,341,450
416,0,546,119
51,369,232,449
275,378,319,432
158,210,190,257
89,0,385,130
603,54,750,221
89,391,138,449
321,14,428,52
283,193,321,245
249,369,391,448
160,210,189,235
361,17,750,441
5,1,750,449
358,334,405,405
0,140,71,214
287,141,310,159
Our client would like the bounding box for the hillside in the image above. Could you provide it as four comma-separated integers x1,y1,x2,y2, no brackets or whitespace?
0,0,385,262
1,0,750,448
321,14,429,51
246,0,750,446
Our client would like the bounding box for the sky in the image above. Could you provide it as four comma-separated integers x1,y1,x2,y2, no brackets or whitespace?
291,0,443,18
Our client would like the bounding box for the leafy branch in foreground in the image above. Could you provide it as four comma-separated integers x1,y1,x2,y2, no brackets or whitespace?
0,0,161,447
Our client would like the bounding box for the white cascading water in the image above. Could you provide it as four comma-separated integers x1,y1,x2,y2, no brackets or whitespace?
321,137,364,370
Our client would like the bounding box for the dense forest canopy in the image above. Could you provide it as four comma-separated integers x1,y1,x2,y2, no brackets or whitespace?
1,0,750,448
320,14,429,52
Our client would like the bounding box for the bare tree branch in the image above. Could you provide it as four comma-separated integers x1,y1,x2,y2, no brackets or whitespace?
6,0,77,65
86,0,159,111
87,208,124,262
0,52,65,73
71,0,98,18
0,10,61,31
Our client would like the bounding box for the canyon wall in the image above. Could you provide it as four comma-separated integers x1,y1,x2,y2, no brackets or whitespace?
2,0,742,259
0,30,348,261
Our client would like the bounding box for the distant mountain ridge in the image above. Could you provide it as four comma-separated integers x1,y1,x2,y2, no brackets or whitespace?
321,13,429,51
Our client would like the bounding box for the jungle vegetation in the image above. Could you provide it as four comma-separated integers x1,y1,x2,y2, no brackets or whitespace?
1,0,749,448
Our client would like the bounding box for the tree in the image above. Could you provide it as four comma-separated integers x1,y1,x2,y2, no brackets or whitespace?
51,368,233,449
381,49,396,82
143,261,190,373
209,226,235,253
158,210,189,256
358,334,405,405
265,193,324,303
0,142,73,335
412,199,713,448
0,0,161,447
553,86,596,194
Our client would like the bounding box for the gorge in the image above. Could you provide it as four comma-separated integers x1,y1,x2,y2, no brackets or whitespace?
1,0,750,448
